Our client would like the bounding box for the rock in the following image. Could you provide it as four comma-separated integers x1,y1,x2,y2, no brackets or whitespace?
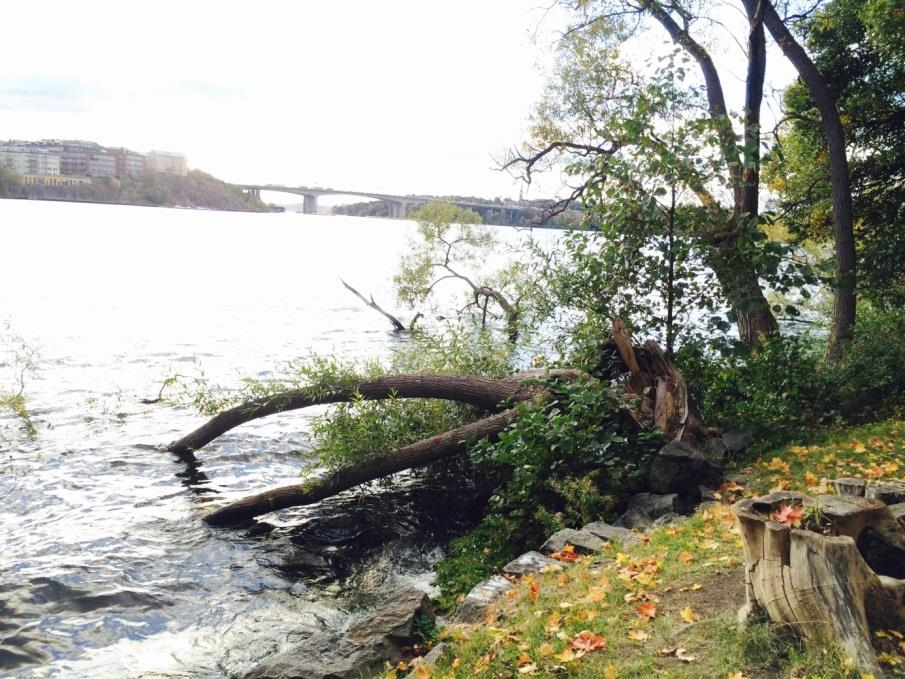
706,436,729,458
248,587,433,679
451,576,514,624
834,478,867,496
699,485,722,502
651,512,686,527
865,482,905,505
246,631,389,679
582,521,640,547
722,431,754,455
648,441,723,496
626,492,693,520
403,643,449,679
347,587,433,646
615,508,652,530
502,551,561,576
724,472,750,486
540,528,603,555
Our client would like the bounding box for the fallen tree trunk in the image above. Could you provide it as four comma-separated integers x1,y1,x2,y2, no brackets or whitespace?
205,409,517,526
733,491,905,677
166,372,555,456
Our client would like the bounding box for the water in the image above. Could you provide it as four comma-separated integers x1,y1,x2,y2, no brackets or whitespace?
0,201,493,677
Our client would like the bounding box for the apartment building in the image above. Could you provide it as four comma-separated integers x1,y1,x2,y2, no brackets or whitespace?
145,150,187,176
0,146,60,176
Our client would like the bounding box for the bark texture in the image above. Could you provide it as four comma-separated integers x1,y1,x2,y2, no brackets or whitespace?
204,409,517,526
734,491,905,677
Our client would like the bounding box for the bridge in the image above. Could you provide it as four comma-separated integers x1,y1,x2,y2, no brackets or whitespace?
235,183,543,223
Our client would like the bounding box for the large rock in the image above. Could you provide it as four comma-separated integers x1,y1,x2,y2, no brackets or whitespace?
722,431,754,456
248,587,433,679
615,508,652,530
626,492,693,520
347,587,433,646
245,632,388,679
647,441,723,495
582,521,640,547
540,528,603,555
502,551,561,577
451,576,514,624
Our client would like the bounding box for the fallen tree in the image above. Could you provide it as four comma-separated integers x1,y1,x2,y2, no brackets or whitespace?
165,321,705,526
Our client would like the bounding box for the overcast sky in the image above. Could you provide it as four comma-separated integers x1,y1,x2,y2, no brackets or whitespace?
1,1,796,201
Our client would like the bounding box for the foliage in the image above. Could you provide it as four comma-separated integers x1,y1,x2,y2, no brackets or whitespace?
16,169,269,212
679,306,905,447
435,377,661,603
0,320,41,441
0,164,23,198
765,0,905,308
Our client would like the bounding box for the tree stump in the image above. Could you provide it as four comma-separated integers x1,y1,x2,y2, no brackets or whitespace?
733,491,905,676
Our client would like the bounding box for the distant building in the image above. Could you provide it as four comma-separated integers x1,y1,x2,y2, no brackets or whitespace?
21,174,90,187
146,150,187,176
0,145,60,176
106,147,146,177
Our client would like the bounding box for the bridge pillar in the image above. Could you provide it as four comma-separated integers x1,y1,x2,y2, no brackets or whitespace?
388,200,409,218
303,194,318,214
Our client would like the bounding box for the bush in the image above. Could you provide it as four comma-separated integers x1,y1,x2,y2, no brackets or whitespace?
434,377,661,603
677,306,905,448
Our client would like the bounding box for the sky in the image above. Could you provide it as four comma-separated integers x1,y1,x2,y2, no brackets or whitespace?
1,1,797,202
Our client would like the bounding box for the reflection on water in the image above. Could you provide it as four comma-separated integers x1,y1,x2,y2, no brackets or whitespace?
0,201,503,677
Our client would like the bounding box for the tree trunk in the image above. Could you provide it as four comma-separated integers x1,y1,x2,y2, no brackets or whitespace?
734,491,905,677
708,238,779,344
165,373,553,456
761,2,857,358
204,409,517,526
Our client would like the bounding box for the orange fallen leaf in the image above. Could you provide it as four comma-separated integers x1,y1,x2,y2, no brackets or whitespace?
529,580,540,602
771,503,804,527
571,630,606,652
679,551,694,565
635,601,657,621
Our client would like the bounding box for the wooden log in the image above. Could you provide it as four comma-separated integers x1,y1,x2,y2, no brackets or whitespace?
733,491,905,676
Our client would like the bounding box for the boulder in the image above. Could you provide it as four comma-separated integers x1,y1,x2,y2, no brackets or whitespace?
647,441,722,495
722,431,754,455
834,478,867,496
889,503,905,520
581,521,640,547
865,481,905,505
347,587,433,646
615,508,652,530
626,492,693,520
540,528,603,555
247,587,433,679
651,512,686,527
245,631,388,679
502,551,561,577
404,643,449,679
451,576,514,624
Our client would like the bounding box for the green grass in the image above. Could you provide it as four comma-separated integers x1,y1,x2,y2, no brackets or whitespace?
386,419,905,678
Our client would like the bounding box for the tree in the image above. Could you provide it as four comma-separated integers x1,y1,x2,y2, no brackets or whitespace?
767,0,905,310
394,202,526,342
0,165,23,198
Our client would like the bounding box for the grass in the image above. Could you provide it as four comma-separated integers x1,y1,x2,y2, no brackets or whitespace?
385,419,905,678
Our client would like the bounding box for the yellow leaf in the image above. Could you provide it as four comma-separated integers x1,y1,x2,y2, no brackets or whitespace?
451,658,460,669
545,612,561,632
690,583,703,590
627,628,650,641
604,666,617,679
538,643,554,657
554,647,576,663
679,551,694,565
680,605,701,623
414,664,432,679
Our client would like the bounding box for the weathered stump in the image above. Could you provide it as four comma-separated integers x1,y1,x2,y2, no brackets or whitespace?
733,490,905,676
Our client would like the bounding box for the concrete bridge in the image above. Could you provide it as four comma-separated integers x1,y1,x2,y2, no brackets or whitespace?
236,184,542,223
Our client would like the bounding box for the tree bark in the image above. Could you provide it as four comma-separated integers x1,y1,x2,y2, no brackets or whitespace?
165,372,576,456
734,491,905,677
761,2,857,357
204,409,517,526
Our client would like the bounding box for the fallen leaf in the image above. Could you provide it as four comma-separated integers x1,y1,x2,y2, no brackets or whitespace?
635,601,657,621
571,630,606,652
545,612,561,632
727,671,749,679
604,666,617,679
676,647,697,663
413,663,432,679
680,605,701,623
771,503,804,527
554,647,576,663
517,663,537,675
679,551,694,565
538,643,554,657
627,628,650,641
529,580,540,602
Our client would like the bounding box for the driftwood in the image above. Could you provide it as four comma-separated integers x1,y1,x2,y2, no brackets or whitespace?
733,491,905,676
166,318,699,527
340,278,418,332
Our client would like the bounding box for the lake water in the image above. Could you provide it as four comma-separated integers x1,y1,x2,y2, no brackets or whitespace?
0,200,511,677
